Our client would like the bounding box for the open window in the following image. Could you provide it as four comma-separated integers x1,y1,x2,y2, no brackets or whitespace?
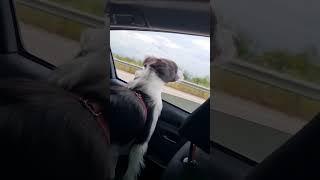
110,30,210,113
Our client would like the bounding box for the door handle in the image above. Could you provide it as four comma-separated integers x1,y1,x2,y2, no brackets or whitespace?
162,135,177,144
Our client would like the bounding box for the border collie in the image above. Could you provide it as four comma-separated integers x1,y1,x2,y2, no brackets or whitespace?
118,56,183,180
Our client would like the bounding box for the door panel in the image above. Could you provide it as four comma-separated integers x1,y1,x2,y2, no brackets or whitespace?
147,101,189,166
0,53,53,80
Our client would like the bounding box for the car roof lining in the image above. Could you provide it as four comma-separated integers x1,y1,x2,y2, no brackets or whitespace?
110,0,209,12
109,0,210,36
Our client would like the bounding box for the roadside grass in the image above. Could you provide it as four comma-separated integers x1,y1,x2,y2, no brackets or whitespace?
16,4,85,41
15,0,104,41
234,36,320,85
245,51,320,85
213,66,320,120
48,0,105,16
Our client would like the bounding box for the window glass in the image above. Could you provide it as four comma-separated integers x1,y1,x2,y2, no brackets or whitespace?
111,30,210,112
213,0,320,162
14,0,104,65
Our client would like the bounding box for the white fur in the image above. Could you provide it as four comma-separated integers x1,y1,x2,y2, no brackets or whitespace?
123,143,148,180
123,67,165,180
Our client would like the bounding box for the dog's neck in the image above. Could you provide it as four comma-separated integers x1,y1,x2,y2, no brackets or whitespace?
127,71,164,102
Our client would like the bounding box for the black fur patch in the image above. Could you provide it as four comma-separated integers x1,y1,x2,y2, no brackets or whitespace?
143,57,179,83
110,85,152,145
0,78,111,179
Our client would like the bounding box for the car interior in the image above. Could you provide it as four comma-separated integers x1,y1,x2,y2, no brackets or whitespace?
1,0,320,179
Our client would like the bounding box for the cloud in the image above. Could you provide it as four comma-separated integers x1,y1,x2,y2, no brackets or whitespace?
192,39,210,51
154,35,181,49
133,32,157,43
110,30,210,77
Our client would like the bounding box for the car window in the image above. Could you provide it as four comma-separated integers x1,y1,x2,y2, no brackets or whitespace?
110,30,210,112
213,0,320,162
13,0,104,65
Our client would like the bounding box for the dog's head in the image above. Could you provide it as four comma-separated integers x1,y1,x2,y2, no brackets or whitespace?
135,56,183,83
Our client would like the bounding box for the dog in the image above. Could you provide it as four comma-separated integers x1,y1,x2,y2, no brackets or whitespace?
116,56,183,180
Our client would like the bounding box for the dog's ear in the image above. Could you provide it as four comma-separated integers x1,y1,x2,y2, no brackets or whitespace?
143,56,157,67
146,57,180,83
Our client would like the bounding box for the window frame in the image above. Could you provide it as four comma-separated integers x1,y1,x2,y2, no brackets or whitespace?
10,0,56,70
109,28,210,113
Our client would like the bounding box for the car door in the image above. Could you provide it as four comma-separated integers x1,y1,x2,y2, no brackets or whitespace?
8,0,210,178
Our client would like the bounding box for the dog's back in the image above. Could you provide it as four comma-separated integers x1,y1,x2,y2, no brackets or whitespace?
0,79,112,180
110,85,154,146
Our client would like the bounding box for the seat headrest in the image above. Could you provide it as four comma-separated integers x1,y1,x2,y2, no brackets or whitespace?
179,98,210,153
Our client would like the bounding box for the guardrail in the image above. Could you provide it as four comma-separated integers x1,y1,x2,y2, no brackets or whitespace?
16,0,320,101
16,0,105,28
219,60,320,100
114,58,210,93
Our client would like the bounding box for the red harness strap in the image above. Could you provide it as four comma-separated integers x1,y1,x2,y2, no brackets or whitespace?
134,91,148,123
79,97,110,144
77,91,146,144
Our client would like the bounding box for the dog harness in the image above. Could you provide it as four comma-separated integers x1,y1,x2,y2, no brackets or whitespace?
77,91,147,144
78,97,110,144
134,91,148,123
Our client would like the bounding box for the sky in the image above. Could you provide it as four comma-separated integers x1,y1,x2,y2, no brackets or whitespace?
110,30,210,78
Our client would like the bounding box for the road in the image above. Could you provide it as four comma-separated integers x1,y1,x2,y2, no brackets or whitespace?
20,22,307,162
